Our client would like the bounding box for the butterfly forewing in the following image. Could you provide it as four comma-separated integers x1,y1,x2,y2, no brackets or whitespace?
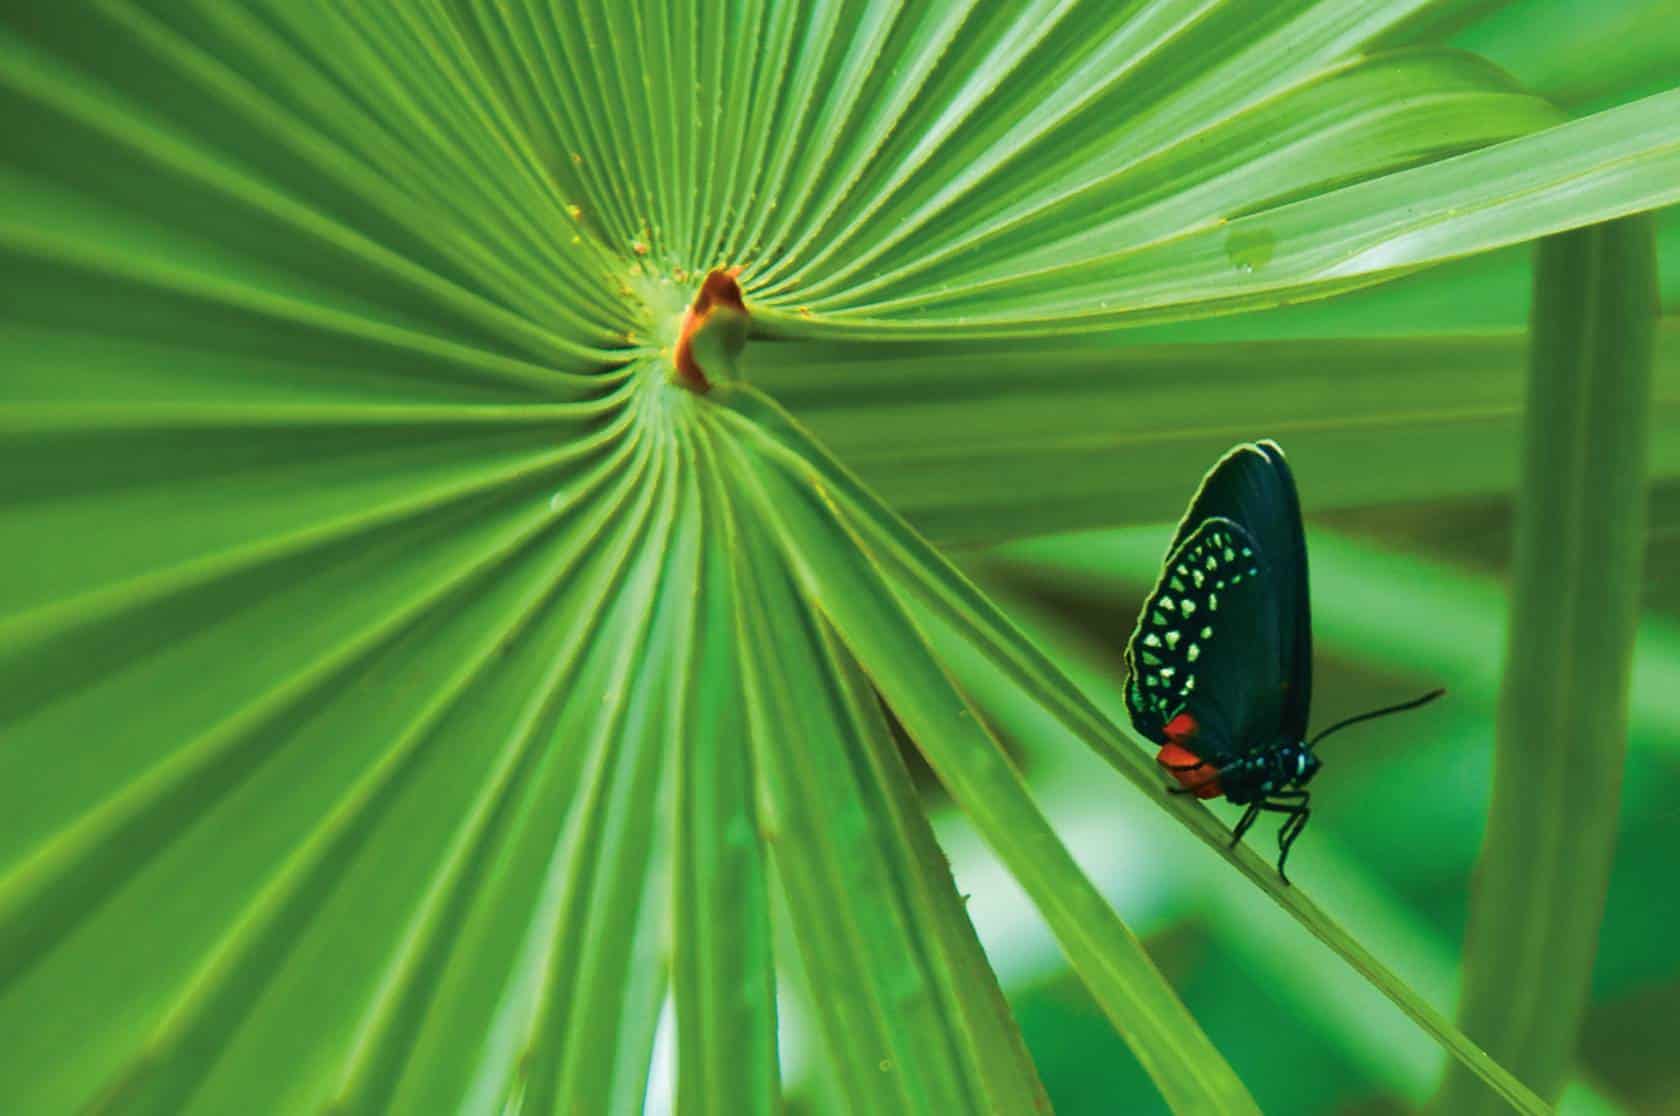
1173,441,1309,738
1255,442,1312,742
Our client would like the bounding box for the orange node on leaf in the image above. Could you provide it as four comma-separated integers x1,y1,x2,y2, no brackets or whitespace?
673,267,746,393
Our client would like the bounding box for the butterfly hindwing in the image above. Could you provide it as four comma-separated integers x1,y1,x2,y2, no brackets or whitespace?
1123,516,1278,761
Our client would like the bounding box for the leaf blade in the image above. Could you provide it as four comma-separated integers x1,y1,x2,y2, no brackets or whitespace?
1437,217,1658,1112
721,397,1262,1115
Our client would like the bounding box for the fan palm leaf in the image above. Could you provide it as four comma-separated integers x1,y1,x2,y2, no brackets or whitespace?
4,2,1678,1112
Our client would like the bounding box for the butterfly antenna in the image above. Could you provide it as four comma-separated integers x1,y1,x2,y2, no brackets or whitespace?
1307,688,1446,749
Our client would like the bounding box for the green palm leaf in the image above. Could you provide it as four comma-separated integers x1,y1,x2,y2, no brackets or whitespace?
1438,217,1657,1114
760,324,1680,545
5,1,1677,1112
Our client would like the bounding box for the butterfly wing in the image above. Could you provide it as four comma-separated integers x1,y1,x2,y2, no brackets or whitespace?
1125,441,1312,755
1253,441,1312,743
1123,516,1277,762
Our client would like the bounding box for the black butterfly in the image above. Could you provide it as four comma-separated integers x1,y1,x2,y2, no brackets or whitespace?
1123,440,1442,883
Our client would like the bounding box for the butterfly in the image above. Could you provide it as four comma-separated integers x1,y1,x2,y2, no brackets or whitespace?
1123,440,1442,883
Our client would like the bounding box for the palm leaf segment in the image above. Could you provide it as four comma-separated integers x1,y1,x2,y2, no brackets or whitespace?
2,1,1669,1112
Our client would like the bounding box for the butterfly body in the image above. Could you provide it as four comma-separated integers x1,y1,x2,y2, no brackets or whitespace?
1157,713,1321,806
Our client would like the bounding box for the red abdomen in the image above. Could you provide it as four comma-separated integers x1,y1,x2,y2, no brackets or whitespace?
1157,713,1224,799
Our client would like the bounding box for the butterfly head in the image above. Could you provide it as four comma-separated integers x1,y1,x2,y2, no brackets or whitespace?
1290,743,1321,786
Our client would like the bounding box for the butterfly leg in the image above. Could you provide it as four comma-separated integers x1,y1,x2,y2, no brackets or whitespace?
1263,793,1312,885
1228,802,1263,848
